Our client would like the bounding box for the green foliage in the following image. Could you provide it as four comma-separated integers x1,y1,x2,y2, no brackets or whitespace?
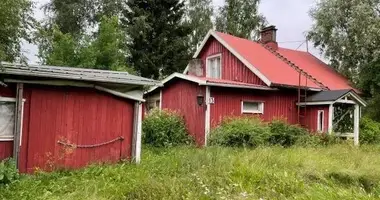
2,145,380,199
209,117,270,147
124,0,192,79
0,0,35,62
210,117,341,148
308,0,380,81
215,0,266,40
268,119,309,147
0,158,19,185
143,109,193,147
185,0,214,54
360,117,380,144
38,16,133,72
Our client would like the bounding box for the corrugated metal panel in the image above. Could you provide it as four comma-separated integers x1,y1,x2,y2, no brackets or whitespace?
1,62,159,86
302,105,329,133
19,85,134,173
162,79,206,145
196,38,266,86
210,87,299,127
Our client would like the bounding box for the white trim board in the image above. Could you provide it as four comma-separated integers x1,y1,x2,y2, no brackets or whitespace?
317,110,325,132
183,30,272,86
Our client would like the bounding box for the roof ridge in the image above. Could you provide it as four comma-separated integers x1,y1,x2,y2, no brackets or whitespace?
260,44,329,90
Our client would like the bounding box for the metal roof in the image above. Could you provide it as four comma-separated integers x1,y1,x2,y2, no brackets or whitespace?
0,62,160,86
306,89,352,102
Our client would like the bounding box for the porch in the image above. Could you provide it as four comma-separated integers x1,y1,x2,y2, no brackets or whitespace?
297,89,367,145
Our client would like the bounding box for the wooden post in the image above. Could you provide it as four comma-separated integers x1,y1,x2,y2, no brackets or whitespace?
132,101,142,163
354,104,360,146
204,86,211,146
328,104,334,134
13,83,23,168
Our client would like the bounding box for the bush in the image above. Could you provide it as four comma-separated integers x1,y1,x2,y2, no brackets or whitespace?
0,158,19,185
360,117,380,144
143,109,193,147
268,119,309,147
208,117,270,147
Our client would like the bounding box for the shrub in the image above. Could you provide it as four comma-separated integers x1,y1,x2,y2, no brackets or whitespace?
143,109,192,147
208,117,270,147
0,158,19,185
268,119,309,147
360,117,380,144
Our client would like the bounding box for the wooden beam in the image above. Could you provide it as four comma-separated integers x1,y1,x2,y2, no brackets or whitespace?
13,83,23,168
354,104,360,146
131,102,142,163
204,86,211,146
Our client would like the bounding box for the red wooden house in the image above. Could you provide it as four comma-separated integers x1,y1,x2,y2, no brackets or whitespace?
146,26,367,146
0,63,159,173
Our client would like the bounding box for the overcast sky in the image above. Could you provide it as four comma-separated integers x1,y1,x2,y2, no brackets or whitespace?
23,0,321,64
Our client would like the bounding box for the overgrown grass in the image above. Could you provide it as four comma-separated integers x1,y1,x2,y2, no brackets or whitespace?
2,145,380,199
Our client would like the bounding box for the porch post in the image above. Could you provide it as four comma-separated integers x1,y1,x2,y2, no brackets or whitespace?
354,104,360,146
204,86,211,146
328,104,334,134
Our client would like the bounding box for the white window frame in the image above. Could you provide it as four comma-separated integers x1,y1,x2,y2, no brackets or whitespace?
317,110,325,132
241,101,264,114
206,53,222,79
0,97,16,141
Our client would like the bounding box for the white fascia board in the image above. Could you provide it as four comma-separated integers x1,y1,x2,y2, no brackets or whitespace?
200,82,275,91
146,73,207,94
342,91,367,107
185,30,272,86
297,101,334,106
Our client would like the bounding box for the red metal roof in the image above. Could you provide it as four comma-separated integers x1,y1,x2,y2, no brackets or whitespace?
277,48,354,90
214,32,354,90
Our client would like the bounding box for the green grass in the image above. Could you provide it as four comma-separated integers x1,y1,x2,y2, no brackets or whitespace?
2,145,380,199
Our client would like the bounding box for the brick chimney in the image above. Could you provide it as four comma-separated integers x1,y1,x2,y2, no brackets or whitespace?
260,25,278,50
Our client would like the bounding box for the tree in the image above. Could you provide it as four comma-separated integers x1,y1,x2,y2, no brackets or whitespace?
308,0,380,121
215,0,266,40
124,0,191,79
308,0,380,81
39,16,131,72
0,0,34,62
185,0,214,54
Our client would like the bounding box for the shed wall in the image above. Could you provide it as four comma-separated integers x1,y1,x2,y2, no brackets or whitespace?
19,85,135,173
190,37,266,86
161,79,206,145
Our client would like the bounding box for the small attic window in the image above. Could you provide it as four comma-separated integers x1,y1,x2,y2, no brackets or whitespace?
206,54,222,79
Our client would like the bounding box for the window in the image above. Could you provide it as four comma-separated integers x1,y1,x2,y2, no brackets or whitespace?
206,54,221,79
317,110,324,132
0,98,16,140
241,101,264,114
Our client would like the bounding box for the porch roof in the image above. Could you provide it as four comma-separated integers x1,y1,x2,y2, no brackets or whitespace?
301,89,367,106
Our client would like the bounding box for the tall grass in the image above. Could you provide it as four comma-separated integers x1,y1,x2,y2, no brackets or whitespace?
1,145,380,199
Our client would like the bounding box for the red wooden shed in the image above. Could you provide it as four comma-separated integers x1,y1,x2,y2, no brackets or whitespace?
0,63,159,173
145,26,367,146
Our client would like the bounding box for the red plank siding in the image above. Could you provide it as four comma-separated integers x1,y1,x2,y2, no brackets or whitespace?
20,86,134,173
0,141,12,160
302,105,329,133
210,87,299,127
193,37,266,86
162,79,206,145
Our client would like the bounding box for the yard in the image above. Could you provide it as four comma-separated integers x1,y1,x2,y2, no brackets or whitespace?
1,145,380,200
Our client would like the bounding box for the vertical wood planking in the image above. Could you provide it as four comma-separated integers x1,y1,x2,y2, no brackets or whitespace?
21,85,134,173
194,37,266,86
